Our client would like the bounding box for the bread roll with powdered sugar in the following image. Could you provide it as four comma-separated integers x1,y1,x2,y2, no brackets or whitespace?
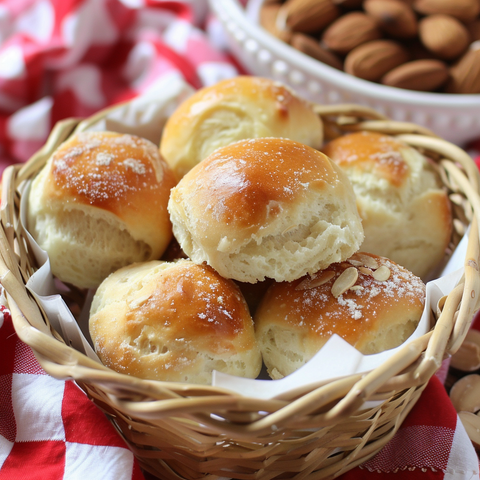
323,131,452,279
168,137,364,283
27,131,176,289
89,259,262,384
254,252,426,379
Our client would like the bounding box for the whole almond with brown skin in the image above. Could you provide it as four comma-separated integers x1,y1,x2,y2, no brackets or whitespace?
364,0,418,38
345,39,410,81
413,0,480,22
419,14,470,60
322,12,382,54
381,59,450,91
278,0,341,33
290,33,343,69
446,43,480,93
260,4,293,43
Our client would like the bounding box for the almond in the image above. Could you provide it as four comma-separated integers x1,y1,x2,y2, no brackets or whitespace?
450,374,480,413
331,267,358,297
350,253,379,269
295,270,336,290
413,0,480,22
278,0,341,33
419,14,470,60
446,42,480,93
372,266,391,281
364,0,418,39
345,39,410,81
450,329,480,371
381,58,450,91
260,4,293,43
290,33,343,69
322,12,382,54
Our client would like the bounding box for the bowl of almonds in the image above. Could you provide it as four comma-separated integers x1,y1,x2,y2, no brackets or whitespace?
210,0,480,146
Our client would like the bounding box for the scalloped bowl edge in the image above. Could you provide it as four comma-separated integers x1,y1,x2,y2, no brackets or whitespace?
209,0,480,147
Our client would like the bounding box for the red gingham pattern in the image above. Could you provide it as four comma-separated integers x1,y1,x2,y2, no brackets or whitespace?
339,375,480,479
0,0,237,173
365,425,456,471
0,305,145,480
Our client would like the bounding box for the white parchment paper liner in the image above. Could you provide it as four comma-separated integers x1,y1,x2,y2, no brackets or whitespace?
19,74,466,400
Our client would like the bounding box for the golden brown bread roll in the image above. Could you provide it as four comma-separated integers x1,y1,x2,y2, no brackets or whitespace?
254,252,426,379
27,131,176,289
322,131,452,279
168,137,364,283
160,76,323,180
89,259,262,384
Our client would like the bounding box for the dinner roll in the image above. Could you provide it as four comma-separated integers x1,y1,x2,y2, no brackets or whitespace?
255,252,426,379
89,259,262,384
27,131,176,289
168,137,364,283
322,131,452,279
160,76,323,180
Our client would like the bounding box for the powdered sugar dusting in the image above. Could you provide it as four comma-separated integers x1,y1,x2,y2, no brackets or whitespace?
137,262,249,337
50,132,158,205
193,137,336,229
276,254,425,336
124,158,146,174
337,296,364,320
96,152,115,166
370,150,406,177
77,132,102,149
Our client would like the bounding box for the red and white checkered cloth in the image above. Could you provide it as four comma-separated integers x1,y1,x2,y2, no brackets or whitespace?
0,305,145,480
0,1,479,479
0,0,240,171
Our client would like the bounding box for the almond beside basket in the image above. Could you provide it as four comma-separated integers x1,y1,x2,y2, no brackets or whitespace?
1,87,480,480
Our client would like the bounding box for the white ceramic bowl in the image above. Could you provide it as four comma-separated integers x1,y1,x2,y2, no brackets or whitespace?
209,0,480,147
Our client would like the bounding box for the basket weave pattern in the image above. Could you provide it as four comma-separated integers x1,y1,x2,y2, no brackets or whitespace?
1,103,480,480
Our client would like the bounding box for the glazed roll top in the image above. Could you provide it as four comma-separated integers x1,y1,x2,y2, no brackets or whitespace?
323,131,452,278
168,137,364,283
160,75,323,180
89,259,262,384
254,252,426,379
27,131,176,289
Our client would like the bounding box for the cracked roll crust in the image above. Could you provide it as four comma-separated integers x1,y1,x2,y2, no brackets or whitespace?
89,259,262,384
160,76,323,181
254,252,426,379
323,131,452,279
27,131,176,288
168,137,364,283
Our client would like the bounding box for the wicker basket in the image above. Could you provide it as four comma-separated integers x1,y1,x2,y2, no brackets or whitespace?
2,93,480,480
